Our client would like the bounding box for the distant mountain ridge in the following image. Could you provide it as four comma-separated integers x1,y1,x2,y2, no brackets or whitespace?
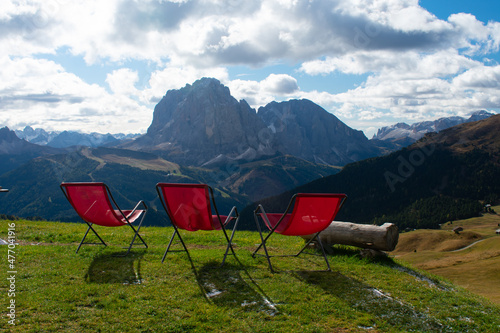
0,127,63,174
9,88,495,158
15,126,140,148
373,110,494,143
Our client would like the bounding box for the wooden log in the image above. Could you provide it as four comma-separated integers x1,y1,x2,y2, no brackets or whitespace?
301,222,399,252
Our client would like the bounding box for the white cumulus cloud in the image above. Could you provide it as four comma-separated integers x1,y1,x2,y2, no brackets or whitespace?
0,0,499,136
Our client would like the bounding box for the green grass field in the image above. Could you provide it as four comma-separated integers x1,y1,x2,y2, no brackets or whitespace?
1,218,499,332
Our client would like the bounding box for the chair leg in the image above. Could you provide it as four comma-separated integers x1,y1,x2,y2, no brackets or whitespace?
294,232,331,272
161,230,177,263
316,235,331,271
162,227,190,263
252,209,275,272
253,217,331,272
295,232,320,256
76,223,107,253
125,212,148,254
221,214,240,267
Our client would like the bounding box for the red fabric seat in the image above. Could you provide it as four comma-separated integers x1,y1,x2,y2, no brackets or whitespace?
60,182,148,254
253,193,347,272
156,183,240,265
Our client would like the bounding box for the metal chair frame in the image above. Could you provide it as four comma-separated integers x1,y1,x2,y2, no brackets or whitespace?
253,193,346,272
60,182,148,254
156,183,240,266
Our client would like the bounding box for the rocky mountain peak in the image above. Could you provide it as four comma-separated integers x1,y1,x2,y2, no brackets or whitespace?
141,78,273,165
124,79,385,166
257,99,379,165
15,126,52,145
0,127,19,143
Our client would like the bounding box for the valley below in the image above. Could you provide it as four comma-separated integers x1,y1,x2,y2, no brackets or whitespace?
392,206,500,304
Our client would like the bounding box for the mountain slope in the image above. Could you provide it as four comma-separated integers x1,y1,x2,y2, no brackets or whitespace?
246,115,500,230
0,146,339,223
393,208,500,304
415,113,500,154
217,155,340,201
258,99,380,165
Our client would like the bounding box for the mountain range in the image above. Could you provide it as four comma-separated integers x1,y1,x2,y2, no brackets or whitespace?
0,127,65,175
123,78,379,166
258,99,380,165
372,110,494,147
10,79,494,163
15,126,140,148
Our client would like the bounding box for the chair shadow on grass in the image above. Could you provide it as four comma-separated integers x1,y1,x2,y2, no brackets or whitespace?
193,259,279,315
292,246,444,331
162,235,279,314
84,250,146,284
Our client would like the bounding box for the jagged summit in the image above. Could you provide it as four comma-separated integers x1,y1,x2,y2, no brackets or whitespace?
373,110,495,142
15,126,138,148
258,99,379,165
131,78,272,165
125,78,382,166
0,126,19,144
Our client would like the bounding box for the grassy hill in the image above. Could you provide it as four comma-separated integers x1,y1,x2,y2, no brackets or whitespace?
392,205,500,304
1,219,499,332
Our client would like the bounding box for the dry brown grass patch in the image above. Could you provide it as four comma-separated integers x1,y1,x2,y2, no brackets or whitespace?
394,230,483,253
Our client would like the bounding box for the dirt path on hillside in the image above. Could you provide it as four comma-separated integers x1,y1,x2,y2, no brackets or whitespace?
449,239,486,252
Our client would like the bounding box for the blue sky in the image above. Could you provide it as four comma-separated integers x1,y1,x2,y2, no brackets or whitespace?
1,0,499,137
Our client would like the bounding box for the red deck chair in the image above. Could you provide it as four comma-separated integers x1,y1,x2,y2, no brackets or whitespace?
253,193,347,272
60,182,148,254
156,183,240,266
